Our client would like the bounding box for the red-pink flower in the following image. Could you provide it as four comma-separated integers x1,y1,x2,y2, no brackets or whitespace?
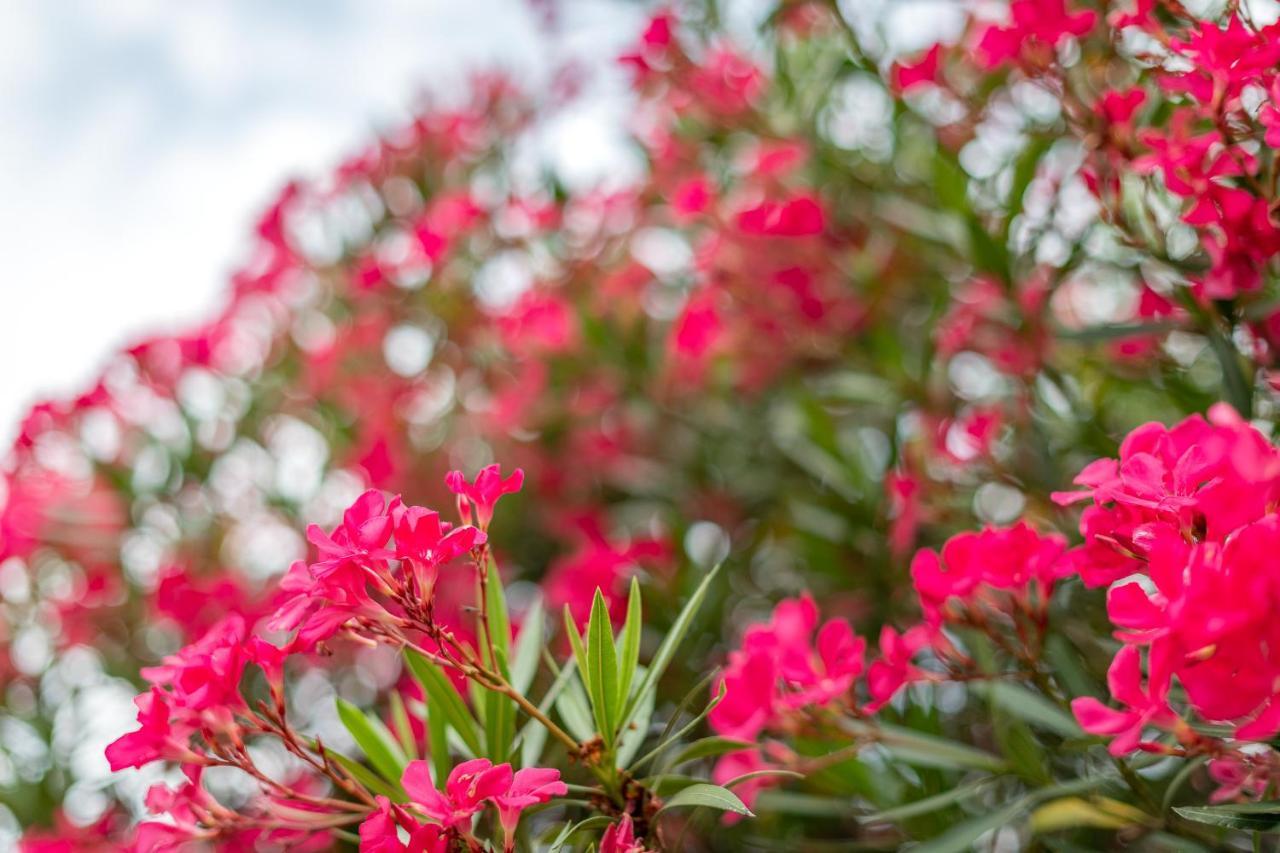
445,464,525,529
710,595,865,739
892,44,942,91
910,523,1067,625
599,814,653,853
104,689,195,772
735,194,825,237
306,489,398,577
974,0,1096,69
401,758,514,829
494,767,567,849
1070,645,1177,756
864,625,930,713
359,796,446,853
139,615,249,717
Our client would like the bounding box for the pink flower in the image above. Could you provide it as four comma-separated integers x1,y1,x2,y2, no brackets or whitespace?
710,595,865,739
392,504,485,595
306,489,397,577
735,194,825,237
865,625,930,713
494,767,567,848
401,758,514,829
974,0,1096,69
599,815,653,853
104,689,193,772
1070,645,1176,756
359,796,446,853
671,176,713,220
445,465,525,529
138,615,249,716
910,523,1067,625
892,44,942,91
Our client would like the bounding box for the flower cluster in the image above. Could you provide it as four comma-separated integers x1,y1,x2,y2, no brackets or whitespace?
16,0,1280,848
362,760,565,852
1062,407,1280,768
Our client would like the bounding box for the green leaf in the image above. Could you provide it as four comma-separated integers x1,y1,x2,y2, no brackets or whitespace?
979,683,1083,739
616,578,643,713
555,672,596,743
546,815,616,851
630,673,722,775
563,606,592,699
859,777,998,824
912,799,1027,853
873,723,1006,773
1054,320,1179,343
657,782,753,818
587,588,621,745
510,596,544,697
1174,803,1280,832
425,699,451,786
666,736,755,768
1206,327,1254,418
485,679,515,762
514,656,578,766
327,748,403,801
388,690,418,760
334,698,408,792
403,649,483,758
623,562,721,727
485,562,511,663
614,668,654,769
722,769,803,789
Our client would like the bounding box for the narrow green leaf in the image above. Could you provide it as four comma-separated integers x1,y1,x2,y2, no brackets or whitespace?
978,682,1083,739
616,577,642,712
722,769,803,789
546,816,616,851
623,562,722,727
666,736,755,768
485,562,511,662
327,749,403,801
912,799,1027,853
510,596,544,696
874,723,1006,772
1174,803,1280,832
485,682,515,762
513,657,578,765
425,699,451,785
555,673,596,743
563,605,592,698
334,698,408,791
859,777,998,824
587,588,620,744
614,668,654,769
403,649,483,758
657,782,753,818
388,690,418,760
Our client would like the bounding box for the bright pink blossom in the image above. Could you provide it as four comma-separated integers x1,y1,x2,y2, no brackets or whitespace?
494,767,567,848
401,758,514,829
599,815,653,853
445,464,525,529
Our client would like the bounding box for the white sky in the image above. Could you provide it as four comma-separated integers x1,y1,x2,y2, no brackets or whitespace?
0,0,642,441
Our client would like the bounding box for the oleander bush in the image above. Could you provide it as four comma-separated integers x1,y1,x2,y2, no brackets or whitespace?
8,1,1280,849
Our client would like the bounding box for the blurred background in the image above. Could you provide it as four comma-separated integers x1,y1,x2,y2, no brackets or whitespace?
0,0,647,442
